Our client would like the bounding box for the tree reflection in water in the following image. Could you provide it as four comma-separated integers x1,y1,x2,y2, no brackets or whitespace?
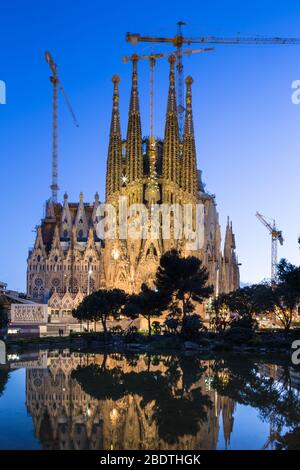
22,351,300,450
211,356,300,449
72,354,211,444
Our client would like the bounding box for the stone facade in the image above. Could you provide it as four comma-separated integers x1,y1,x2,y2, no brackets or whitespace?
10,304,48,324
27,55,239,304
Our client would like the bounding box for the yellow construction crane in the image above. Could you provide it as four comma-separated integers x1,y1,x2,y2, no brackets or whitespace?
45,51,79,203
123,48,213,138
256,212,284,283
127,21,300,137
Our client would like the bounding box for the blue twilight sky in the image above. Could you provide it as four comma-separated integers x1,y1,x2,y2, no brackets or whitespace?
0,0,300,291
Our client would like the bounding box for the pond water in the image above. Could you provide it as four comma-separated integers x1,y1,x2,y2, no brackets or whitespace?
0,350,299,450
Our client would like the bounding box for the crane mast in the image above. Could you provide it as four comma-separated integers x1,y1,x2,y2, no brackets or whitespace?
126,23,300,138
256,212,284,283
45,51,78,203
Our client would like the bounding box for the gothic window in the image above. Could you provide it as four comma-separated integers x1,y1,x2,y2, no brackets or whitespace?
34,278,43,287
33,287,38,298
78,229,83,239
52,278,61,289
37,255,41,262
68,277,78,293
63,229,68,238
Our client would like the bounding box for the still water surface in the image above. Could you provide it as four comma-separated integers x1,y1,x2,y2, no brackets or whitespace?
0,350,299,450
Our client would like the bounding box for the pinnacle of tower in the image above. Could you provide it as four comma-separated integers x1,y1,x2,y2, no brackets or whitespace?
181,76,197,195
106,75,122,200
126,54,143,186
167,54,177,113
34,226,46,251
162,54,179,185
45,198,56,221
224,218,235,260
145,136,160,205
184,76,194,135
50,224,61,252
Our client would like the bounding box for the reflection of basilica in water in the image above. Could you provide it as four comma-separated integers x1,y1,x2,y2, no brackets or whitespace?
24,351,236,450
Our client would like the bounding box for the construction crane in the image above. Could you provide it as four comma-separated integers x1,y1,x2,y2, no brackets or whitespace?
256,212,284,283
126,21,300,137
123,47,213,138
45,51,79,203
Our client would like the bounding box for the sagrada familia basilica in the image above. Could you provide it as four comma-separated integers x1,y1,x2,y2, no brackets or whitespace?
27,54,239,314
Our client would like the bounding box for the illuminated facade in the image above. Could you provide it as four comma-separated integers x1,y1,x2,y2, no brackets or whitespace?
27,55,239,303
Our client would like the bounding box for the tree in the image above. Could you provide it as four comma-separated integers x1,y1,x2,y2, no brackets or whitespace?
211,293,231,331
72,289,128,333
155,249,213,333
125,283,167,336
273,259,300,330
164,316,180,335
0,300,8,330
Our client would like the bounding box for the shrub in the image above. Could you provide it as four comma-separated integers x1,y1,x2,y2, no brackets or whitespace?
230,315,258,331
109,325,125,336
163,317,180,335
183,314,206,338
224,326,254,344
151,321,161,335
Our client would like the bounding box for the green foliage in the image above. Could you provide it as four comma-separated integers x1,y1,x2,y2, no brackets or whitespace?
0,370,9,397
151,321,161,335
163,317,180,335
155,249,213,333
275,427,300,450
125,283,167,336
223,326,255,344
273,259,300,330
72,288,128,332
224,284,275,318
210,293,231,331
0,300,8,329
230,314,258,331
109,325,125,336
183,313,206,338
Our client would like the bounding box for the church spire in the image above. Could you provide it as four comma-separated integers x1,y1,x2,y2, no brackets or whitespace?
162,54,179,186
106,75,122,201
181,76,197,196
126,54,143,187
